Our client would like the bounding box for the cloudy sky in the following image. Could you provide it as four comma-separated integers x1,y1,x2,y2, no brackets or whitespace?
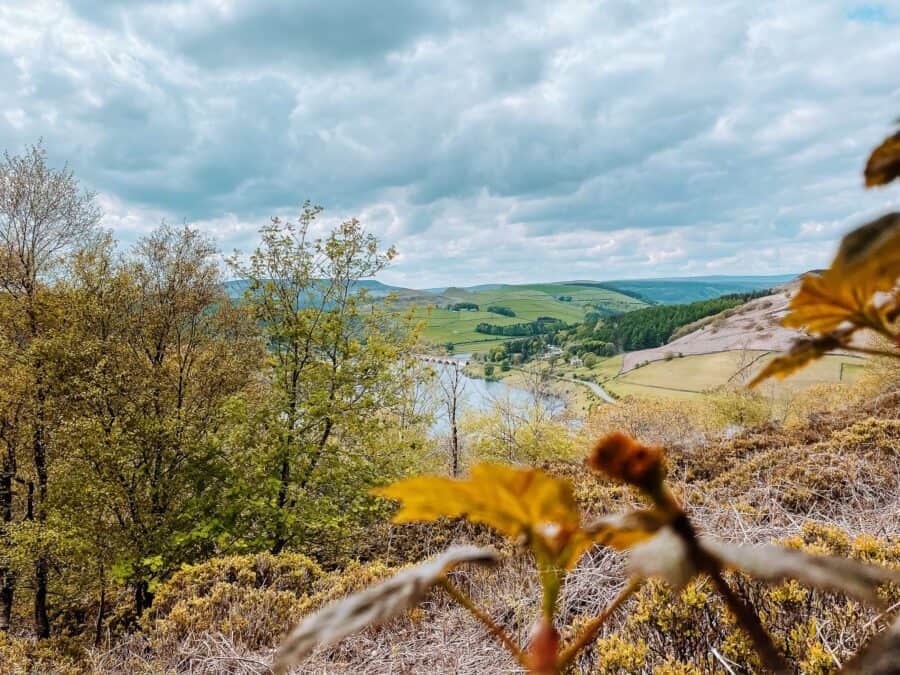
1,1,899,287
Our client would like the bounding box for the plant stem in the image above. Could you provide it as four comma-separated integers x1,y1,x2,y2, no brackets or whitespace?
440,579,529,669
846,345,900,359
556,577,643,669
708,568,789,674
668,509,790,674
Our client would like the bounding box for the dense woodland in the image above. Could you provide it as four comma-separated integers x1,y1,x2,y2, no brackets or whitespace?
0,146,431,644
475,317,566,337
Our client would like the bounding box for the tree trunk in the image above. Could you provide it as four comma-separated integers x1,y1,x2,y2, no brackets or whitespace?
94,583,106,647
450,404,460,477
0,573,12,633
133,580,153,617
34,557,49,638
0,460,13,632
32,378,50,639
271,453,291,555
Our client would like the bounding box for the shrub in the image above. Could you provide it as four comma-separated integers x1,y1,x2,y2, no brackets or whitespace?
144,552,325,650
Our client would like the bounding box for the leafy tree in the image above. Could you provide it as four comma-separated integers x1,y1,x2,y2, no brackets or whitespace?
476,318,566,337
0,143,100,637
58,226,261,616
227,203,423,558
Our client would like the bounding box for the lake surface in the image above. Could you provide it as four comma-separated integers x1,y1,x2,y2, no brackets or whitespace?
428,355,565,435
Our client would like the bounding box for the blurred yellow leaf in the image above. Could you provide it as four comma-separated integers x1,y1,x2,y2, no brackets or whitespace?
749,332,848,387
832,213,900,292
865,130,900,187
375,463,592,568
782,272,874,334
586,510,668,551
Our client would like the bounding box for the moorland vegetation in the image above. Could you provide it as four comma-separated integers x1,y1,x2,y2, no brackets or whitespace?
0,124,898,674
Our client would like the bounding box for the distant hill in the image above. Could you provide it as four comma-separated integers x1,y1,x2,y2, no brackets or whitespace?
418,282,647,351
222,278,434,303
581,275,797,304
222,275,805,352
420,275,798,305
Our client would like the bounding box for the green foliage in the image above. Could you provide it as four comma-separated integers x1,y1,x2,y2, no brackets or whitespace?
451,302,480,311
226,204,427,559
476,317,566,337
486,305,516,317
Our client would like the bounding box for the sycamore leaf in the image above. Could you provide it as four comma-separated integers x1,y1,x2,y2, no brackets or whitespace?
586,510,669,551
273,546,497,674
375,463,591,568
749,331,850,387
832,213,900,292
865,130,900,187
782,272,878,334
706,539,900,606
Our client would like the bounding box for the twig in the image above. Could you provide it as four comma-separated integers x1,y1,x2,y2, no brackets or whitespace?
711,647,738,675
556,576,643,669
663,501,790,675
846,346,900,359
440,579,529,669
708,566,789,674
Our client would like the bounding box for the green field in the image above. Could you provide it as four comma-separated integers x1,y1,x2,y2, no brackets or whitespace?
418,283,645,351
603,350,867,399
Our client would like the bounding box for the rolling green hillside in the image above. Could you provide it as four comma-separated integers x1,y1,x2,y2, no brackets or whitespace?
418,283,645,350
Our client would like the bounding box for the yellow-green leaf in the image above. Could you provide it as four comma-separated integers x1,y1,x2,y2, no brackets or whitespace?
832,213,900,292
781,272,870,334
375,463,591,568
749,332,848,387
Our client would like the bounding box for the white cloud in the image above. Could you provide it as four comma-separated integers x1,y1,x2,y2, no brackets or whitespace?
0,0,898,286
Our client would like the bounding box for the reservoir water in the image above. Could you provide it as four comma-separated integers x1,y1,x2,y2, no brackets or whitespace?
427,354,565,435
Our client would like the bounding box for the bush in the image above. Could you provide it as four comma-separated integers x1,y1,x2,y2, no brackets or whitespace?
0,634,87,675
578,524,899,674
144,552,324,650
